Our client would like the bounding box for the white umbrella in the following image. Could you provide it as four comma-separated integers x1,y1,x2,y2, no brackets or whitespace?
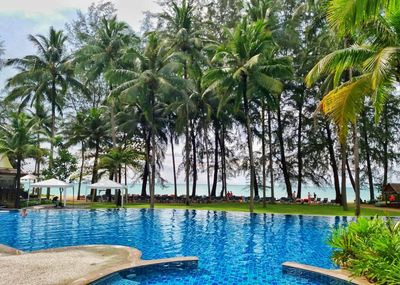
21,174,37,206
21,174,37,181
88,180,127,207
31,178,73,207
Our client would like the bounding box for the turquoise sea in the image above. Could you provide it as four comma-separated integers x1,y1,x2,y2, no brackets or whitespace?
23,181,379,202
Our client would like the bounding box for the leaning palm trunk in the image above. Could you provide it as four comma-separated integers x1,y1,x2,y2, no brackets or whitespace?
170,133,178,199
242,76,255,212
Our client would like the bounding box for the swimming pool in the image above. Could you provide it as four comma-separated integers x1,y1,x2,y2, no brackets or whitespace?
0,209,350,284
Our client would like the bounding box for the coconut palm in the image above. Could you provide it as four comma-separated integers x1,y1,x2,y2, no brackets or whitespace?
306,0,400,215
64,112,89,200
108,32,185,208
76,16,137,146
0,112,41,208
203,18,284,212
160,0,209,205
6,27,85,166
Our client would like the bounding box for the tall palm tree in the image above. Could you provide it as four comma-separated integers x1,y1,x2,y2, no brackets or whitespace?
306,0,400,215
80,108,110,201
108,32,185,208
6,27,84,167
76,16,137,146
64,112,89,200
204,18,284,212
0,113,40,208
160,0,208,205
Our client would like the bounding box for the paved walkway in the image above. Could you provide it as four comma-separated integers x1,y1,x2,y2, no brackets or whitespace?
0,245,198,285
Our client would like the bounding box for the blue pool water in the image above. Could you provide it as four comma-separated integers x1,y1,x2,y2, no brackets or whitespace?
0,209,350,284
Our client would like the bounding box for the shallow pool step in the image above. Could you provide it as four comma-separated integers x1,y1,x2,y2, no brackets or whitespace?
282,262,373,285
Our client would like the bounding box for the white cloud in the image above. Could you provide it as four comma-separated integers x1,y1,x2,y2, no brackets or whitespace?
0,0,161,31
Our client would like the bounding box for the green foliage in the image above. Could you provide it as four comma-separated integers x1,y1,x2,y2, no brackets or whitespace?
329,217,400,284
43,143,77,181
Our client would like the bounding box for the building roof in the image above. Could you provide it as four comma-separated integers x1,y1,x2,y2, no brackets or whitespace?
0,154,17,175
382,183,400,195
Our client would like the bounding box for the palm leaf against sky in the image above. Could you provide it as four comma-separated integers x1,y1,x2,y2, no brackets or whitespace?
306,1,400,141
6,27,86,164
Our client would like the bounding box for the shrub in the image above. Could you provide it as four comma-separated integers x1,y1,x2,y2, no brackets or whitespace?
329,217,400,285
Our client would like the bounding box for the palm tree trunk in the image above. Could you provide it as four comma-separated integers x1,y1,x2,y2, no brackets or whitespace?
170,133,178,199
325,121,341,204
361,112,374,201
110,99,117,147
383,104,389,187
91,140,100,202
267,107,275,202
277,95,292,198
141,131,150,197
204,126,211,201
211,122,219,197
353,123,361,216
219,125,227,199
262,98,266,208
185,123,190,206
191,120,197,198
15,157,22,209
297,98,303,199
77,143,85,200
242,75,255,212
346,157,356,191
48,79,57,200
341,142,348,211
150,130,156,209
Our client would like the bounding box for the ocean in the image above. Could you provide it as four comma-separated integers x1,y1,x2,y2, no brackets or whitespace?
23,181,379,202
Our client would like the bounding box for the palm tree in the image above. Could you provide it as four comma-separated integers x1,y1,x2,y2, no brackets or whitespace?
204,19,283,212
108,32,185,208
78,108,110,201
76,16,137,146
306,0,400,215
99,147,143,205
6,27,85,170
0,112,40,208
64,112,89,200
160,0,208,205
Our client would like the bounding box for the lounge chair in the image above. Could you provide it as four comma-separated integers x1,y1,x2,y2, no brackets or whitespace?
322,198,328,204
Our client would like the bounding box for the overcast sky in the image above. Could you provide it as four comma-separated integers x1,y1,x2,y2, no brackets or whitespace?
0,1,247,186
0,0,161,83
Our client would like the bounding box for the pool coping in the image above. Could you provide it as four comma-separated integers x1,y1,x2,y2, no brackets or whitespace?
282,262,373,285
0,244,198,285
24,206,400,217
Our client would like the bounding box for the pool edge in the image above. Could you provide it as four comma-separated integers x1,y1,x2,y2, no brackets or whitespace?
282,261,373,285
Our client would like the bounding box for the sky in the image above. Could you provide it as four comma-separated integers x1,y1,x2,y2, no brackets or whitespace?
0,0,161,85
0,1,246,186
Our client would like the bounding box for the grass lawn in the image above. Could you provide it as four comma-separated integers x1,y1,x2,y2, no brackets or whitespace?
89,202,400,216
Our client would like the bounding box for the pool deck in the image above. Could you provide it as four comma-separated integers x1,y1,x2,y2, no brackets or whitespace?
282,262,373,285
0,244,198,285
